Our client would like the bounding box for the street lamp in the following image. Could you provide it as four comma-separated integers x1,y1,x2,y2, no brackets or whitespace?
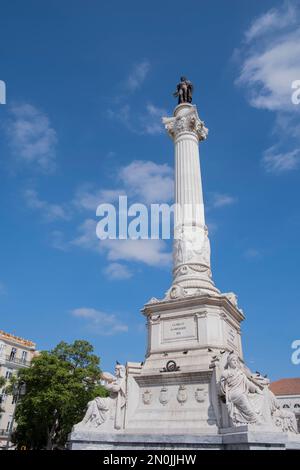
5,381,26,450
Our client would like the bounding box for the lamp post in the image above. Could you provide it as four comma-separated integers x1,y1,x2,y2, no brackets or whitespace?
5,381,26,450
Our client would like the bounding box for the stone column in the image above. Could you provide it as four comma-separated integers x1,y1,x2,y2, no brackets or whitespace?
163,103,219,298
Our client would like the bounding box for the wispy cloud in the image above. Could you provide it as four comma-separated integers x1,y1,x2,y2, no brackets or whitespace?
139,103,166,135
6,104,57,173
24,189,69,222
50,230,69,251
108,102,166,135
103,262,132,280
125,60,150,92
235,1,300,173
262,147,300,173
210,192,237,208
71,307,128,335
73,184,124,212
245,3,297,43
237,1,300,112
108,59,165,135
71,218,99,251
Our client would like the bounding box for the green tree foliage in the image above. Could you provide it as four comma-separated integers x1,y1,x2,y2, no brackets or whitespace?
11,340,107,449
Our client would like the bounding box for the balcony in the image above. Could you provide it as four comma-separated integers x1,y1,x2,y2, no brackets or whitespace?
0,429,9,437
5,355,30,367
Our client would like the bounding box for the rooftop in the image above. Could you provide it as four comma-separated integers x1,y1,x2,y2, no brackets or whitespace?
0,330,36,349
270,378,300,396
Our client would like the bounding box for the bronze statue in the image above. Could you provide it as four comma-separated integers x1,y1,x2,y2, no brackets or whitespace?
173,76,193,104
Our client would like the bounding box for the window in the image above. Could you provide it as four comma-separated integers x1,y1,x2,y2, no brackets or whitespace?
283,404,290,408
12,394,18,405
21,351,28,364
5,369,12,379
9,347,17,361
294,404,300,409
6,421,11,432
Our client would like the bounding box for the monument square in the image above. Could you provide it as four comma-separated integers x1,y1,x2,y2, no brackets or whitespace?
68,78,300,450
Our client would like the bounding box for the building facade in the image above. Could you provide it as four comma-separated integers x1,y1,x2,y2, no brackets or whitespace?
270,378,300,433
0,330,36,449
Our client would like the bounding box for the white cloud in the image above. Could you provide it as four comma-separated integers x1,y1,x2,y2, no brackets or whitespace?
104,239,171,267
73,184,123,212
120,160,173,204
245,3,297,42
103,262,132,280
7,104,57,172
262,147,300,173
236,1,300,173
237,2,300,112
71,307,128,335
125,60,150,92
24,189,69,222
210,192,237,208
237,33,300,111
71,218,171,267
72,160,173,215
68,159,173,273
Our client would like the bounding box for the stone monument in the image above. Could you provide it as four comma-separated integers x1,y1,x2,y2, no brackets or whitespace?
68,78,300,450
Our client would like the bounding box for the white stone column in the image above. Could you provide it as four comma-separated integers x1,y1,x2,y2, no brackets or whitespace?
163,103,219,298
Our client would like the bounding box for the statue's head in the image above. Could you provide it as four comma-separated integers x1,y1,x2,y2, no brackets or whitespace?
115,363,126,378
180,76,187,82
226,352,239,370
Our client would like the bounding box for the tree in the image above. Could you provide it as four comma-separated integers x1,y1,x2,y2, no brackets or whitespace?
10,340,107,449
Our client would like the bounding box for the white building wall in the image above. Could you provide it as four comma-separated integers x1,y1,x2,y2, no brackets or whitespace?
0,332,36,448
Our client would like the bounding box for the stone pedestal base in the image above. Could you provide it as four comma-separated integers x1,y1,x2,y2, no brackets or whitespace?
68,428,300,450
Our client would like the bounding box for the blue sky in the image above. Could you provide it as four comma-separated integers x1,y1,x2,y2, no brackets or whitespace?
0,0,300,380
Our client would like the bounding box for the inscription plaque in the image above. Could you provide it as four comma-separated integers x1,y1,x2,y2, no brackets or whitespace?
162,316,197,343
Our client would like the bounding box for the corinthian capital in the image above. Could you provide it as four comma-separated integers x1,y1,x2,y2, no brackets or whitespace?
162,107,208,141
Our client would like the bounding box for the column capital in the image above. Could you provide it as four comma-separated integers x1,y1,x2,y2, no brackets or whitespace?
162,104,208,141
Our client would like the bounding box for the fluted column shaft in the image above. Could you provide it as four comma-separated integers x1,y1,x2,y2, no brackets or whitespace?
174,132,205,230
162,103,219,299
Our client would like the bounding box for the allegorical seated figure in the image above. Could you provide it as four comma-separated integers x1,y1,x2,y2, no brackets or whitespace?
73,363,126,432
220,353,298,433
220,353,264,425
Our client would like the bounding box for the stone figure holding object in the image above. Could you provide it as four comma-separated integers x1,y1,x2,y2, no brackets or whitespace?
220,353,264,426
173,76,193,104
73,363,126,432
219,352,298,432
